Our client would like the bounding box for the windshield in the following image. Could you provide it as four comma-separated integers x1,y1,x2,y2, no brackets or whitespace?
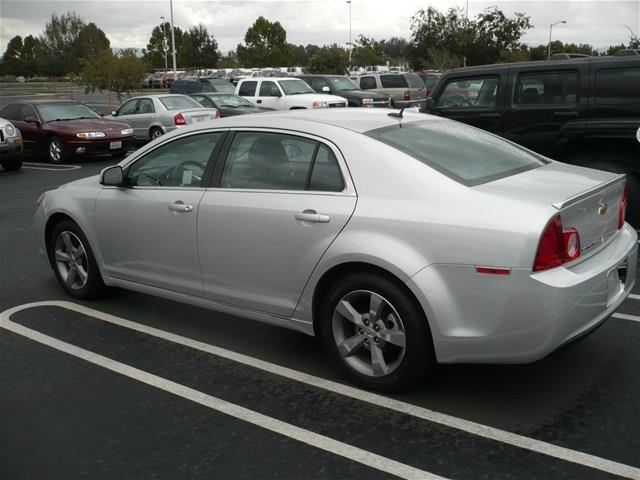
210,82,236,94
38,103,99,122
159,96,202,110
208,94,253,107
328,77,359,91
278,79,314,95
366,120,546,186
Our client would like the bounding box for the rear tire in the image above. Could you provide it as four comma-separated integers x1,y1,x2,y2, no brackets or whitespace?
1,157,22,171
48,220,105,299
150,127,163,140
319,272,435,391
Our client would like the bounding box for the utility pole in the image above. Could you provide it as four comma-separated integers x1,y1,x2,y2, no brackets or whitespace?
169,0,177,75
548,20,567,59
160,16,168,72
347,1,352,65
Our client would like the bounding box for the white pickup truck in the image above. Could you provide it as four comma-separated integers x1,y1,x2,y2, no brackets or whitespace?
236,77,348,110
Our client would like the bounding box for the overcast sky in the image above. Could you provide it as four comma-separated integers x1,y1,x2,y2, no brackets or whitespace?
1,0,638,56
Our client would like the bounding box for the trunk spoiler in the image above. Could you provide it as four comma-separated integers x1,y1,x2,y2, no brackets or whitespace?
551,174,626,210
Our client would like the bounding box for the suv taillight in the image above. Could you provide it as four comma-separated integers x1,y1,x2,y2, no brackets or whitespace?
403,90,411,101
618,183,628,229
533,214,581,272
174,113,186,126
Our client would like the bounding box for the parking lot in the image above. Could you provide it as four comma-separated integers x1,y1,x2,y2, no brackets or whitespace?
1,150,639,479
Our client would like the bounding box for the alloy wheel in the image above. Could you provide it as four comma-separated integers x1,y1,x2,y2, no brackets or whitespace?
332,290,407,377
49,138,63,163
54,231,89,290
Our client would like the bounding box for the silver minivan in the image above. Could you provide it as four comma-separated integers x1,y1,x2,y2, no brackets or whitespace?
354,72,426,108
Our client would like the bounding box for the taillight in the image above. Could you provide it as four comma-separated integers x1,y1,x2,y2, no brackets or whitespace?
215,110,221,119
403,90,411,101
618,183,628,229
173,113,186,126
533,214,581,272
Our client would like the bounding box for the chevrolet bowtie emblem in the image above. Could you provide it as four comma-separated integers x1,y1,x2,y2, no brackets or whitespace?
598,201,609,215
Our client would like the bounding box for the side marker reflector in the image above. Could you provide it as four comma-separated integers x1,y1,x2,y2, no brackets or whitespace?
476,266,511,275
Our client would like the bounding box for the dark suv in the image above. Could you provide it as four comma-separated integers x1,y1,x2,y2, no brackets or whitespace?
298,75,391,107
170,78,235,95
423,56,640,227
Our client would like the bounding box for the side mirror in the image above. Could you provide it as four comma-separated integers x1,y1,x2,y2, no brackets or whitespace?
321,86,330,93
24,116,40,124
423,97,436,113
100,165,124,186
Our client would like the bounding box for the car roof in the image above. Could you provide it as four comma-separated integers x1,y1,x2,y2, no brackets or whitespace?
443,55,638,74
178,108,442,135
9,99,82,106
239,77,303,82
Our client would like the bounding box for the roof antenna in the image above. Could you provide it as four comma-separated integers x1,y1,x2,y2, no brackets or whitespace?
387,107,406,119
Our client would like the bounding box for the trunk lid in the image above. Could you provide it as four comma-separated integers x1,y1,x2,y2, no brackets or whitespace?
180,108,219,124
476,161,627,257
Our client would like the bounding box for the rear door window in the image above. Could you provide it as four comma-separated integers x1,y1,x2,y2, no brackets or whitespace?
238,81,258,96
514,71,578,106
380,75,408,88
595,67,640,105
360,76,377,90
259,81,280,97
366,120,545,186
437,76,498,108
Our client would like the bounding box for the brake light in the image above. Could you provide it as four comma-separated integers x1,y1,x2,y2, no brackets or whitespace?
404,90,411,101
215,110,221,119
173,113,186,126
533,214,581,272
618,183,628,229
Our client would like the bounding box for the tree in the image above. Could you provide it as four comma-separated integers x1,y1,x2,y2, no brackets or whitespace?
471,7,531,65
181,24,220,68
22,35,42,76
351,35,385,67
237,17,293,67
39,12,86,75
382,37,409,61
308,44,349,74
144,22,184,69
1,36,24,75
292,44,308,66
219,50,240,68
75,22,110,60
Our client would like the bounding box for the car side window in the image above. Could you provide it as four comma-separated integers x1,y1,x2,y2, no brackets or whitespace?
185,82,201,94
238,81,257,96
127,132,222,188
514,71,578,106
0,104,21,120
259,81,280,97
195,96,215,108
221,132,318,190
437,76,498,108
595,67,640,105
309,144,344,192
310,78,329,91
18,105,36,121
360,76,377,90
137,99,155,114
117,99,139,116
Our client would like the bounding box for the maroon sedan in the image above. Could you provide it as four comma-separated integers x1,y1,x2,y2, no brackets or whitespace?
0,100,136,163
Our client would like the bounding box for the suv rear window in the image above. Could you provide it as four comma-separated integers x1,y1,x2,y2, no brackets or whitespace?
366,120,546,186
403,73,424,89
514,71,578,105
595,67,640,105
380,75,408,88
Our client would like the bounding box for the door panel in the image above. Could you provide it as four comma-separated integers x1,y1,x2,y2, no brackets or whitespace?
198,191,356,316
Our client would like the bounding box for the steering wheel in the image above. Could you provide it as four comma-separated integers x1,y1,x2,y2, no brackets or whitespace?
444,94,472,107
169,160,205,186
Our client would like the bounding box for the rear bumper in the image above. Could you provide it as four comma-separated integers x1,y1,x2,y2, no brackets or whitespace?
64,136,136,156
407,224,638,364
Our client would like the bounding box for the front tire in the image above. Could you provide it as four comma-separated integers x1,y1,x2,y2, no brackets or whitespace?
48,136,66,164
319,273,435,391
1,156,22,171
48,220,105,299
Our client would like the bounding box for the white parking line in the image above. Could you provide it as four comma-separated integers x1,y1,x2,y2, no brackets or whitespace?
0,306,446,480
22,162,81,171
627,293,640,301
2,301,640,480
612,313,640,323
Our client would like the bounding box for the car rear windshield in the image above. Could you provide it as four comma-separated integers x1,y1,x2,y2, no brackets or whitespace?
159,96,202,110
209,94,253,107
209,81,236,94
366,120,546,186
380,75,408,88
37,103,99,122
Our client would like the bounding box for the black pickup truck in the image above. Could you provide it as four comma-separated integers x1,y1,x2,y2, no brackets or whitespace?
423,56,640,227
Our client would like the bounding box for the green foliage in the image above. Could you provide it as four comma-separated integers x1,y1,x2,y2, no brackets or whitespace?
39,12,87,75
351,35,385,67
181,24,220,68
80,49,147,101
219,50,240,68
237,17,293,67
1,36,24,75
144,22,184,69
308,44,349,74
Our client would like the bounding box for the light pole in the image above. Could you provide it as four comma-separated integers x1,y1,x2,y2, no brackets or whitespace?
548,20,567,59
160,16,168,72
347,1,352,65
169,0,177,75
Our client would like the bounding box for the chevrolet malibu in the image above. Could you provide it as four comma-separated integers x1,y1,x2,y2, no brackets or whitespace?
35,109,637,391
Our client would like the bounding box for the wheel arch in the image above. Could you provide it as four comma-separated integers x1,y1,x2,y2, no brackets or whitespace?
44,212,78,265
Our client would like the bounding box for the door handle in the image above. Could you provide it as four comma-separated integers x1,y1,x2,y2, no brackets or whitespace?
479,112,501,118
295,210,330,223
256,99,262,104
553,111,578,117
168,201,193,212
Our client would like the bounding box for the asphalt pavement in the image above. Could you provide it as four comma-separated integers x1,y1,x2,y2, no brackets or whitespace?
1,154,639,479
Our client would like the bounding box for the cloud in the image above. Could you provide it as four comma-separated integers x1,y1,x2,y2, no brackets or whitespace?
1,0,637,57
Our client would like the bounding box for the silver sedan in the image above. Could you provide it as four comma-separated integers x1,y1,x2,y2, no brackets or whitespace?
107,94,220,141
35,109,637,391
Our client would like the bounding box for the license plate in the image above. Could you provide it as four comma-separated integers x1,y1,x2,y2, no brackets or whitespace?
193,116,206,123
110,140,122,150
